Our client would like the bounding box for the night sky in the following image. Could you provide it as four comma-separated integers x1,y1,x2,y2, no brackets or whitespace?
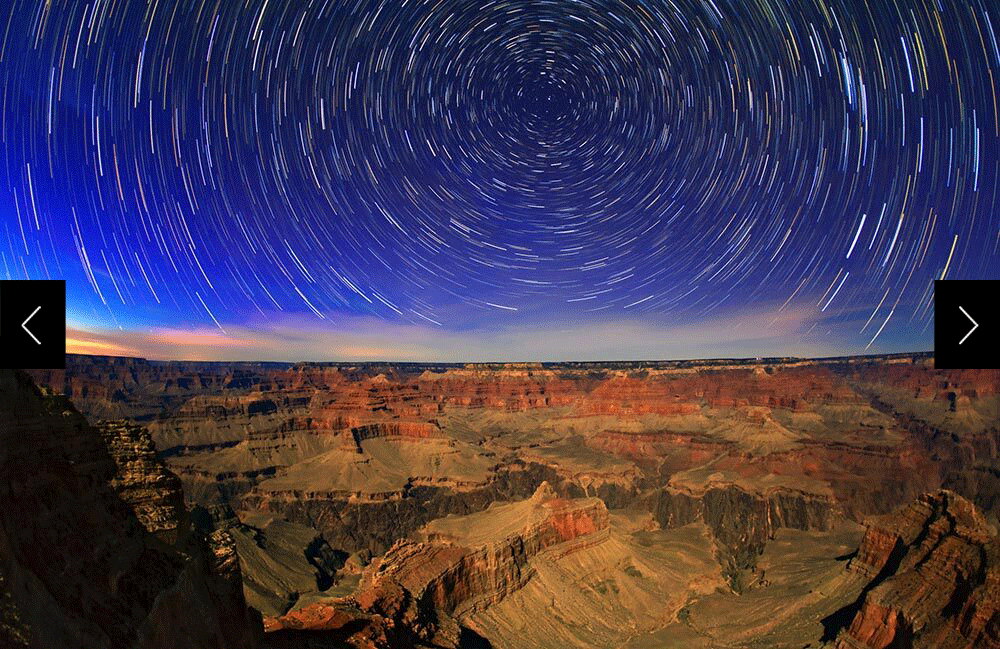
1,0,998,361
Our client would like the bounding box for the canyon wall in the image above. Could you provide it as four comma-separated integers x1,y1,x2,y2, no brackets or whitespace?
834,491,999,649
0,369,263,649
265,483,609,648
33,354,996,551
653,483,840,589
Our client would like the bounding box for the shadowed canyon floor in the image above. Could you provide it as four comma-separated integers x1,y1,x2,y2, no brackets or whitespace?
5,353,998,647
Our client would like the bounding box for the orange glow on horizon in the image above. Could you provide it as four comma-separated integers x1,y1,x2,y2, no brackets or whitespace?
66,336,140,357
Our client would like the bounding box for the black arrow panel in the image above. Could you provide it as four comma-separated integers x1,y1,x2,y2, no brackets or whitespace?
934,280,999,369
0,280,66,369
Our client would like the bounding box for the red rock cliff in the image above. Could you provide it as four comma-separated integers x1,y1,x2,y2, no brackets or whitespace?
836,491,1000,649
267,484,609,648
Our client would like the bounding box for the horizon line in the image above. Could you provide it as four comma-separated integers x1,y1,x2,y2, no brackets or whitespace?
58,350,935,366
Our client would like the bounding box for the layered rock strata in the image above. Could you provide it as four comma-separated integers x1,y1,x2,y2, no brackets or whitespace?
834,491,1000,649
97,420,187,542
265,483,609,647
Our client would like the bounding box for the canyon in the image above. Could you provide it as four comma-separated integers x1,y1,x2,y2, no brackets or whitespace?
3,352,998,647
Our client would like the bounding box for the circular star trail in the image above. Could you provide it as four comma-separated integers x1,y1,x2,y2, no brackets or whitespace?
1,0,999,352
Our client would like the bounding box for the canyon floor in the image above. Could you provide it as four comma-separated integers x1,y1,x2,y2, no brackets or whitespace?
4,353,999,648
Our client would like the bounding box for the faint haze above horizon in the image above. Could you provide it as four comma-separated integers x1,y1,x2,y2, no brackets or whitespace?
64,306,930,363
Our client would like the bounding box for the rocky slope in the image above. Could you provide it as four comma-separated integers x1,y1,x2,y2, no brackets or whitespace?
229,514,342,617
834,490,1000,649
652,482,841,589
265,483,610,647
0,369,262,649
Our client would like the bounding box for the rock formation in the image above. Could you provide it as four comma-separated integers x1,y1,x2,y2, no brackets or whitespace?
834,491,1000,649
96,420,187,542
265,483,611,647
0,369,263,649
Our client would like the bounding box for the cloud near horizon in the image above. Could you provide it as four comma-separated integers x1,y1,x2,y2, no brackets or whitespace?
62,303,885,363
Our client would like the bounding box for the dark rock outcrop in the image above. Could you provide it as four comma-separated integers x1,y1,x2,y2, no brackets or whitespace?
653,484,840,590
0,369,263,649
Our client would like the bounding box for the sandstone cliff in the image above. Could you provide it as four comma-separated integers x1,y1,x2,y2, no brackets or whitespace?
265,483,610,647
834,491,1000,649
653,482,840,590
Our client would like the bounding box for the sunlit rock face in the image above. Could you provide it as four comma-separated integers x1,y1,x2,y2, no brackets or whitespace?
835,491,1000,649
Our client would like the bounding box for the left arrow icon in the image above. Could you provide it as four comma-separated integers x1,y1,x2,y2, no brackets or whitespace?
22,305,41,345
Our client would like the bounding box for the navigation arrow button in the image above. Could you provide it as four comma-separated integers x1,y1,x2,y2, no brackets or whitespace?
958,306,978,345
0,279,66,369
21,305,42,345
935,280,999,369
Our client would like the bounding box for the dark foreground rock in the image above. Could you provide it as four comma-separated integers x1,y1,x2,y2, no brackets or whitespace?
0,369,264,649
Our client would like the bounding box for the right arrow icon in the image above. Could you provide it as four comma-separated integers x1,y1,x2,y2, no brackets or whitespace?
958,306,978,345
934,280,999,369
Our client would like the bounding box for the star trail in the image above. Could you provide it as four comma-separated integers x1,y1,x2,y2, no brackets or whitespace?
1,0,999,360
